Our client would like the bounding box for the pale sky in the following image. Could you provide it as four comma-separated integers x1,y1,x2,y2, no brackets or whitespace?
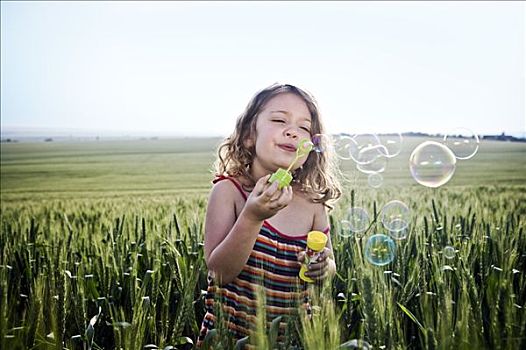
1,1,525,137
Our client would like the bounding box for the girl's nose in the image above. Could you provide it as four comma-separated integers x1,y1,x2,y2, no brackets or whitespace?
285,128,299,139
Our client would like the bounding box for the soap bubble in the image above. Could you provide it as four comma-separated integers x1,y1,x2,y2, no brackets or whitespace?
365,234,396,266
354,144,388,165
388,226,408,240
340,207,370,237
443,128,480,160
409,141,456,188
367,173,383,188
378,133,403,158
311,133,331,153
333,135,354,160
443,246,456,259
380,200,410,232
356,152,388,174
348,134,382,165
339,339,372,350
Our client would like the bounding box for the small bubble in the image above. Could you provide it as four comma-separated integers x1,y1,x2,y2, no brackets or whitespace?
365,234,396,266
333,135,354,160
340,339,372,350
367,173,383,188
389,226,408,240
311,133,331,153
380,200,410,232
443,127,480,160
443,246,456,259
340,207,370,237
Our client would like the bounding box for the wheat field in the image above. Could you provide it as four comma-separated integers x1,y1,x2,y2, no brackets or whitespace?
1,136,525,349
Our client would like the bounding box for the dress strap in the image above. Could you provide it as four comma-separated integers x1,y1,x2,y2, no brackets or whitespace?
212,175,248,200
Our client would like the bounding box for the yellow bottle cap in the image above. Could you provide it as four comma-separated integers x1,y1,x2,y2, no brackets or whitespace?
306,231,327,251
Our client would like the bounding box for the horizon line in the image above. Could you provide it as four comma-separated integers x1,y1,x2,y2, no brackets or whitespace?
1,125,525,140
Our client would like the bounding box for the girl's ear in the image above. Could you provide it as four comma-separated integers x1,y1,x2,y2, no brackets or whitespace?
244,138,254,148
244,130,255,148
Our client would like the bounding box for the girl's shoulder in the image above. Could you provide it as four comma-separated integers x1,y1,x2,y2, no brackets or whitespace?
210,175,249,201
291,187,327,216
293,185,326,206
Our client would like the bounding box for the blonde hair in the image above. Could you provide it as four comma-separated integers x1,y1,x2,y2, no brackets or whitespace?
214,83,342,208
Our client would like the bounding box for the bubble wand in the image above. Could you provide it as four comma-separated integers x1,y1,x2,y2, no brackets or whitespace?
268,138,313,189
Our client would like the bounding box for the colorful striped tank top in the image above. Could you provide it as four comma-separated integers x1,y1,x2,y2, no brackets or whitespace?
197,176,329,346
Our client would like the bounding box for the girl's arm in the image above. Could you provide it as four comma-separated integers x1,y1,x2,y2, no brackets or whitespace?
204,175,293,285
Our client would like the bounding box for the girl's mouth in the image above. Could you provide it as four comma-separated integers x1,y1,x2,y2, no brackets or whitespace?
278,144,296,152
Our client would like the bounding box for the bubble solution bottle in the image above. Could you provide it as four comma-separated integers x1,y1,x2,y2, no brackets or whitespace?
299,231,328,283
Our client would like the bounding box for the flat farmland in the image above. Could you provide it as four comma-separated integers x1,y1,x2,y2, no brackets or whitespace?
1,136,525,202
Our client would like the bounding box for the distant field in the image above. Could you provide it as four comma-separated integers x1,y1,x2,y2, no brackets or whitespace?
1,136,525,202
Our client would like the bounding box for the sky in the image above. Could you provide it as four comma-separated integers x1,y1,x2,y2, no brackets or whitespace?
1,1,525,137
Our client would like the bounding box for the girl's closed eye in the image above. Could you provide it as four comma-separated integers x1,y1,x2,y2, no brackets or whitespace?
272,119,286,124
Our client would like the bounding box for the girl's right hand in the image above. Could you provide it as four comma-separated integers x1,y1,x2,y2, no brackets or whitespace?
242,174,293,222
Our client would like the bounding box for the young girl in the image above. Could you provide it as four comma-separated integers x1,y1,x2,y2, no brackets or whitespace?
197,83,342,347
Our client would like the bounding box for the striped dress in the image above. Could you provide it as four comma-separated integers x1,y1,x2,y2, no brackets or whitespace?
197,176,329,347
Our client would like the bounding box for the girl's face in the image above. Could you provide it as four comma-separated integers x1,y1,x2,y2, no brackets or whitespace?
249,92,313,178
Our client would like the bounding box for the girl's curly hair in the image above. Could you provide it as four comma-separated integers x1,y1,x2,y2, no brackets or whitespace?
214,83,342,208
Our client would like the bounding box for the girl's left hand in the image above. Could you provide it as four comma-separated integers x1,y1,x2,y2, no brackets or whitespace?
297,247,334,281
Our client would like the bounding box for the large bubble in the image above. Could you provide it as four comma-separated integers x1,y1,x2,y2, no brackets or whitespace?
443,128,480,160
365,234,396,266
409,141,456,188
380,200,410,232
340,207,370,237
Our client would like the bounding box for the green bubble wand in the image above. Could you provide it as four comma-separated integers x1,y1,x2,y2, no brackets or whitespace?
268,138,313,189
